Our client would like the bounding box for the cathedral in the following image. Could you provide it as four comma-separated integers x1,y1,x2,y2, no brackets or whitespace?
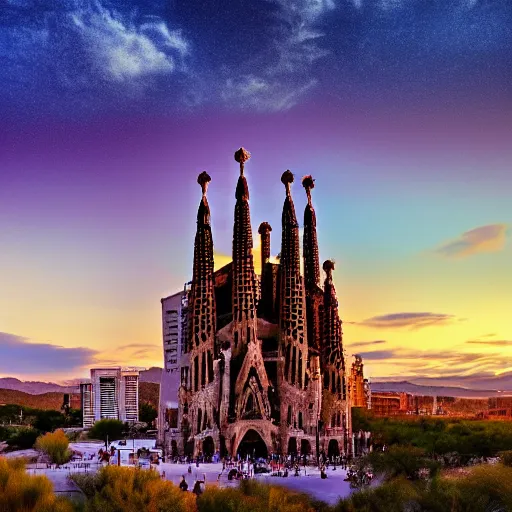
174,148,352,460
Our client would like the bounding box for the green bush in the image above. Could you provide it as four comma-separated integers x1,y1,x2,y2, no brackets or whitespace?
365,445,440,480
6,427,40,449
88,419,125,447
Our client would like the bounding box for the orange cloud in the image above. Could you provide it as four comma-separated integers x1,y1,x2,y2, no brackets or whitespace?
435,224,508,258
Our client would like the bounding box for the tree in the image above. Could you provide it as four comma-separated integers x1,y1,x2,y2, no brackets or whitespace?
35,430,71,465
6,427,39,449
0,457,72,512
139,402,158,426
88,419,124,447
33,410,66,433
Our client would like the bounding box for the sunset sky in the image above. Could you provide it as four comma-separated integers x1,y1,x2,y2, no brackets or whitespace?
1,0,511,388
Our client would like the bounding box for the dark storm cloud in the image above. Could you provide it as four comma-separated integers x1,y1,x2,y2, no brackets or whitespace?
354,312,456,329
0,332,97,374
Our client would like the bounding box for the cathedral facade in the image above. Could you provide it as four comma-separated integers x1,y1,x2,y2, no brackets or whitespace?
173,148,351,460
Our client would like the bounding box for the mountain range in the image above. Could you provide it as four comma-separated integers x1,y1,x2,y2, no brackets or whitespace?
0,367,163,395
1,369,511,398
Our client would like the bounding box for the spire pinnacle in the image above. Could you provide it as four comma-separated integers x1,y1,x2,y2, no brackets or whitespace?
234,147,251,176
281,170,294,197
302,175,315,206
197,171,211,197
323,260,335,279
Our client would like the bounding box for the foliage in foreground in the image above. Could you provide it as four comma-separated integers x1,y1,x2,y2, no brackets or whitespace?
335,464,512,512
68,463,512,512
35,429,71,465
0,457,72,512
72,465,197,512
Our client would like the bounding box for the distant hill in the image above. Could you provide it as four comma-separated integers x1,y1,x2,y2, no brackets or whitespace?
139,367,162,384
371,380,505,398
0,388,67,410
0,378,77,395
0,367,162,395
0,382,159,412
139,382,159,409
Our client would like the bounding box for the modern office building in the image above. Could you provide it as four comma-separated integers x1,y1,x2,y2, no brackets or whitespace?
158,287,190,452
81,367,142,428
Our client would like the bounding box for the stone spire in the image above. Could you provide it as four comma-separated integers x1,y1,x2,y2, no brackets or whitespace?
302,175,320,291
302,175,322,355
280,171,300,274
189,171,216,354
258,222,272,270
232,148,258,350
279,171,307,388
322,260,345,395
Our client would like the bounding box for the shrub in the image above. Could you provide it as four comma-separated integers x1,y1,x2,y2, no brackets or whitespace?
35,430,71,465
6,427,40,449
499,450,512,467
88,419,125,447
0,457,72,512
73,465,197,512
365,445,440,480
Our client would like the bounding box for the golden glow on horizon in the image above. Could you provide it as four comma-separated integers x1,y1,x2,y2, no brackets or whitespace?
1,230,510,383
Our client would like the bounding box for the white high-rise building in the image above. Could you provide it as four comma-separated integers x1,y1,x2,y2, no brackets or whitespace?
158,284,190,454
81,367,142,428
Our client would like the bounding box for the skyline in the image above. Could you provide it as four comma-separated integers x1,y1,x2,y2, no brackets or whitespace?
1,0,511,387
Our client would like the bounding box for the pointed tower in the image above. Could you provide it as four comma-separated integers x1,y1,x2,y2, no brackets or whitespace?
189,172,216,358
321,260,350,454
279,171,307,389
231,148,259,350
230,148,271,424
302,176,320,292
183,172,217,454
322,260,345,386
302,175,323,356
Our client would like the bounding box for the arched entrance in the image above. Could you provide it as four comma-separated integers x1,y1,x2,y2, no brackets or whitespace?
327,439,340,459
237,429,268,459
300,439,311,455
202,436,215,457
287,437,297,455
